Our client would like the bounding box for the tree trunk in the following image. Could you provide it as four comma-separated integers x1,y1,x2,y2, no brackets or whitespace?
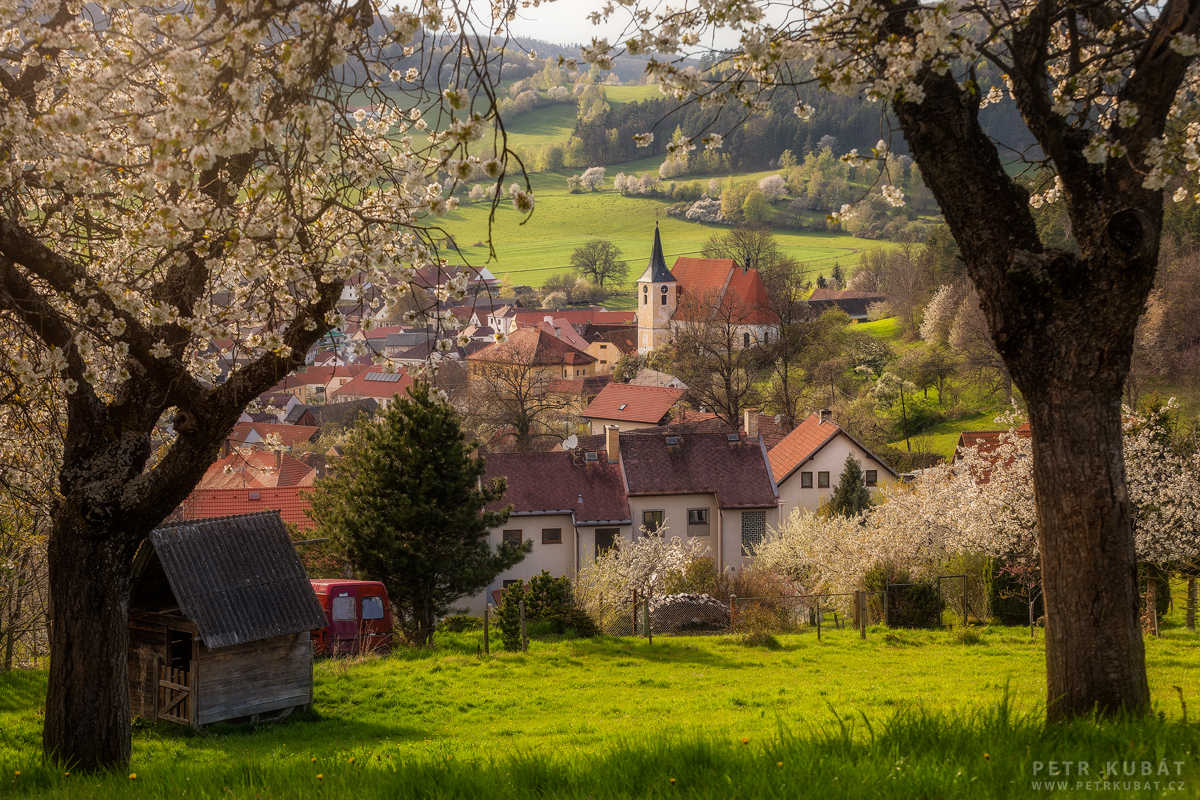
42,508,141,771
1026,400,1149,720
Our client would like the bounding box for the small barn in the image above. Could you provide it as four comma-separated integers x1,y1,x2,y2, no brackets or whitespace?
128,511,327,727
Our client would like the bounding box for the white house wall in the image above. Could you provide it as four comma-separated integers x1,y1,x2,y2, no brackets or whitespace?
775,434,892,520
627,492,719,555
464,513,577,615
719,507,781,572
587,418,661,434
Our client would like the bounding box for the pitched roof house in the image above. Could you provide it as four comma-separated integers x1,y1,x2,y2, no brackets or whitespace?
466,327,597,380
228,422,320,449
462,426,781,614
583,383,686,433
198,451,317,490
328,367,413,408
805,289,888,321
769,410,897,518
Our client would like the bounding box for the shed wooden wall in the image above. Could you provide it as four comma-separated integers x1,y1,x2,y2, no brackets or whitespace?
129,620,169,720
195,632,312,726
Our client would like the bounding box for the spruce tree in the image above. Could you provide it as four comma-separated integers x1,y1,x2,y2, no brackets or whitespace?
308,381,529,645
828,453,872,517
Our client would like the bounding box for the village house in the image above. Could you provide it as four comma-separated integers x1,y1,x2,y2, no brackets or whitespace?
805,288,889,322
583,383,686,434
466,327,597,381
328,366,414,409
584,328,637,374
464,425,780,612
768,409,897,519
636,225,780,354
227,421,320,450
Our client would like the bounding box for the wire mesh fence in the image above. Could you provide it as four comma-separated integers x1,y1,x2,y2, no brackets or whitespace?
589,577,979,639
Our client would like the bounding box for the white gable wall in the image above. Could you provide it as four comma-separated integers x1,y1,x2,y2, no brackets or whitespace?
775,433,892,520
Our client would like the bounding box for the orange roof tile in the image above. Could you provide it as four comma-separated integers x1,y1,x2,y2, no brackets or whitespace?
329,366,414,401
180,487,315,531
198,451,317,490
467,328,595,367
584,384,686,425
670,257,777,324
228,422,321,448
768,412,848,482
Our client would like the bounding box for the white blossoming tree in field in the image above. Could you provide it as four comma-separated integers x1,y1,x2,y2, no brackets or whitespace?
0,0,534,769
581,0,1200,722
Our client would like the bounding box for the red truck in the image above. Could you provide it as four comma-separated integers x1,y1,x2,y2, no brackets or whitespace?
310,580,393,655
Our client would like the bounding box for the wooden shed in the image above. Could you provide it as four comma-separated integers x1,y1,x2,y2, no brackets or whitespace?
128,511,328,727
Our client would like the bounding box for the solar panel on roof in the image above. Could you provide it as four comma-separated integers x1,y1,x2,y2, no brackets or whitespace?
364,372,404,382
728,433,739,441
665,436,679,445
584,452,598,462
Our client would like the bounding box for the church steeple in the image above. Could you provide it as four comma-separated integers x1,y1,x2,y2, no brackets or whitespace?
636,224,677,355
637,223,676,284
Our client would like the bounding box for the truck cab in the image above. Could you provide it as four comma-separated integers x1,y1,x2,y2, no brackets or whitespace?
310,580,393,655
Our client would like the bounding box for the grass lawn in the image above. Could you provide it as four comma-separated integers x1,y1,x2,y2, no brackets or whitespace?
894,407,1011,460
1,597,1198,798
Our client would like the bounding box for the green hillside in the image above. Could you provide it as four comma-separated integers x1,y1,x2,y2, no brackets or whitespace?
439,173,866,291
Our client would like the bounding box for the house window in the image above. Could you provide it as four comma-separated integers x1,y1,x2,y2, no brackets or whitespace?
744,332,751,348
818,471,830,488
595,527,618,558
332,595,355,621
502,579,521,589
643,294,647,305
361,596,385,620
600,344,608,349
801,471,813,489
741,510,766,556
764,331,769,345
642,510,664,533
660,293,667,305
687,508,708,525
502,530,522,545
542,528,562,544
865,470,878,487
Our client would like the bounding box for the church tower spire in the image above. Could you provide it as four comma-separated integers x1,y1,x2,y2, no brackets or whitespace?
637,224,677,354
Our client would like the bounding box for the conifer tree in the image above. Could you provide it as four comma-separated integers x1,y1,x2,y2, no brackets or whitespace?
308,382,529,645
828,454,872,518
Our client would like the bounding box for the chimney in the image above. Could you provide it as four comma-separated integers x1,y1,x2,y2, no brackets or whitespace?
744,408,759,439
605,424,620,461
544,315,554,324
819,408,832,424
274,449,283,471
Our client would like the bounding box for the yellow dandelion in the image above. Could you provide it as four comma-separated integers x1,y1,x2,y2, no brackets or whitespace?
670,778,676,784
348,757,355,764
741,737,749,745
983,753,990,760
14,771,19,777
129,773,137,780
316,774,324,780
310,758,317,763
777,762,783,768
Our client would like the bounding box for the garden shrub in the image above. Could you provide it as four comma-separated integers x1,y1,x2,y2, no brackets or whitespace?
438,614,482,632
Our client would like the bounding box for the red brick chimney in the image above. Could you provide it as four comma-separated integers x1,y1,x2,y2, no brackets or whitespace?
744,408,759,439
605,425,619,462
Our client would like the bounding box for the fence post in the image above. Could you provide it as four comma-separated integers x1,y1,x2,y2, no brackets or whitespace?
519,600,528,652
644,597,652,645
1188,578,1196,631
483,604,490,655
858,591,866,639
883,582,890,628
961,576,969,627
730,594,736,629
816,601,821,642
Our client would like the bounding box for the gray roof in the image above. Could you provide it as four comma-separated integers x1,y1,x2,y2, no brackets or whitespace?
144,512,327,649
383,331,427,348
636,225,676,284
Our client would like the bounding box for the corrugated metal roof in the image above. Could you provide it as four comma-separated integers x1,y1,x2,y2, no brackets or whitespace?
148,511,327,649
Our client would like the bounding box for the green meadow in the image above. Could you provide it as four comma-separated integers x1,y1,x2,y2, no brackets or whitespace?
1,596,1198,798
437,172,866,292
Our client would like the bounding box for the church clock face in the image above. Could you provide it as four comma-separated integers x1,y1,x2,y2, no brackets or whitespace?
642,285,648,293
660,286,668,294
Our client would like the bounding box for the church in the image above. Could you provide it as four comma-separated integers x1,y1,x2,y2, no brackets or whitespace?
636,225,779,354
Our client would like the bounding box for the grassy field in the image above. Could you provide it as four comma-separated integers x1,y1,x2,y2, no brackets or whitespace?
1,596,1198,798
440,174,867,291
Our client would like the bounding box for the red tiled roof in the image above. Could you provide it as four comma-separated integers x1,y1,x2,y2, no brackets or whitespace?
591,328,638,353
180,487,314,531
619,433,778,509
228,422,321,448
483,450,630,524
535,319,591,352
467,328,595,367
198,451,317,489
768,412,846,483
670,257,777,324
330,367,414,401
511,307,633,329
584,384,685,425
667,410,792,450
546,375,613,396
807,289,887,301
954,423,1032,458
